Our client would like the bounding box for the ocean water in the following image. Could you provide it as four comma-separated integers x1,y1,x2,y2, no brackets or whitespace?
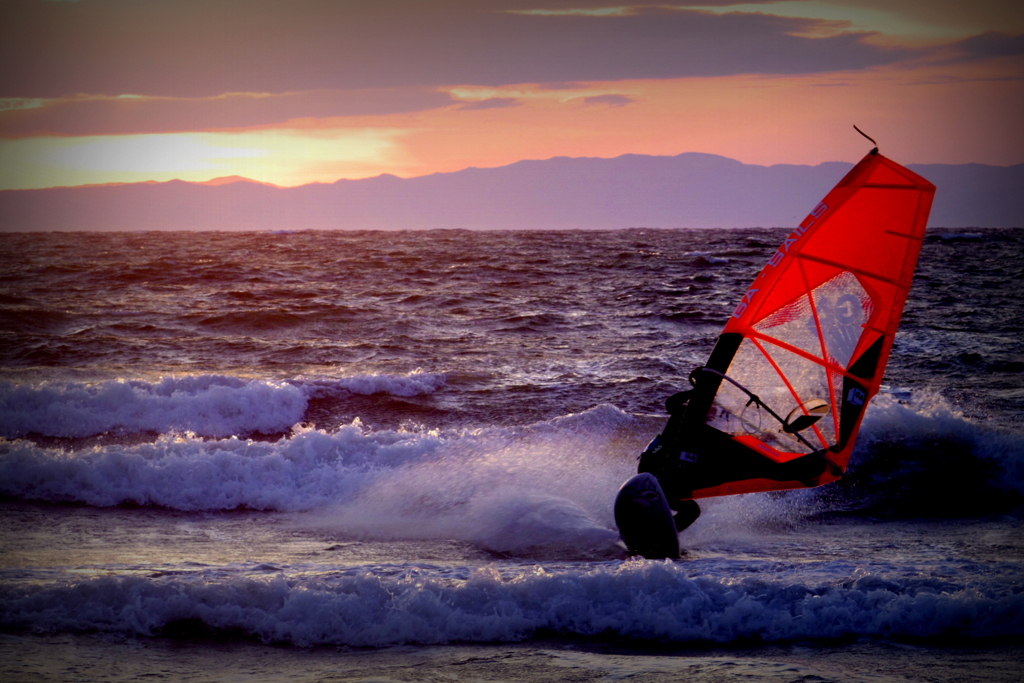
1,228,1022,681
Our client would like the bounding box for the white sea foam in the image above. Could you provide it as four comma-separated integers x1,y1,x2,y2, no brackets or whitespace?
0,376,307,438
685,250,730,265
0,371,448,440
2,561,1021,646
310,370,447,397
311,404,635,556
0,421,446,511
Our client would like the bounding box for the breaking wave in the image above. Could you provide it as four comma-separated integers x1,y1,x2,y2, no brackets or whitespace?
0,404,635,555
1,389,1022,526
306,371,447,398
0,371,447,439
815,393,1024,518
0,376,306,439
2,560,1021,647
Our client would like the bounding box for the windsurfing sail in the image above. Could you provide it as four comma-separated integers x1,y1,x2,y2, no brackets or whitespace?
674,150,935,499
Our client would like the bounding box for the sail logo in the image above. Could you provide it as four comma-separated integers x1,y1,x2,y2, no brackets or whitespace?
733,287,759,318
802,201,829,229
737,202,829,318
760,202,829,274
847,387,866,406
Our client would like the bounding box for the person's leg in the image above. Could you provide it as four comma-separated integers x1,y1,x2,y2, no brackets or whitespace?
672,499,701,531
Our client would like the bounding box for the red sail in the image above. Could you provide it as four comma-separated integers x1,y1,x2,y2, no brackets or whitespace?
690,152,935,499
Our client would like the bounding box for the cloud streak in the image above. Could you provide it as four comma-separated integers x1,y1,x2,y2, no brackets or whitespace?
459,98,522,111
2,0,915,98
582,94,636,107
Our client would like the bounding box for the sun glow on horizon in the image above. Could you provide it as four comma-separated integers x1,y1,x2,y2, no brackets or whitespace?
0,128,412,190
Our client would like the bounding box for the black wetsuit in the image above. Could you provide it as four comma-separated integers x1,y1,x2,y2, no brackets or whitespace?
639,387,832,532
638,389,702,531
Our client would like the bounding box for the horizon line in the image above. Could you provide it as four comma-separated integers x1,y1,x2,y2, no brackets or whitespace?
7,150,1015,193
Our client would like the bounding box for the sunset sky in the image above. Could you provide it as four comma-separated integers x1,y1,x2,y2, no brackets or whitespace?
1,0,1021,190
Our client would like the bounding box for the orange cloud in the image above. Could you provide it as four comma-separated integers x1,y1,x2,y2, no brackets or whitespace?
378,57,1024,178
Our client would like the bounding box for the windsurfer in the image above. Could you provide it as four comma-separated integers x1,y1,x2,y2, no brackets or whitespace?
637,387,702,531
637,380,833,532
617,145,935,556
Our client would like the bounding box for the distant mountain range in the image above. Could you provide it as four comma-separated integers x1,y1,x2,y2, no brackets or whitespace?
1,153,1021,231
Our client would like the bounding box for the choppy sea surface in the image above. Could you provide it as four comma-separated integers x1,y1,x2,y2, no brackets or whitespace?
1,228,1022,682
